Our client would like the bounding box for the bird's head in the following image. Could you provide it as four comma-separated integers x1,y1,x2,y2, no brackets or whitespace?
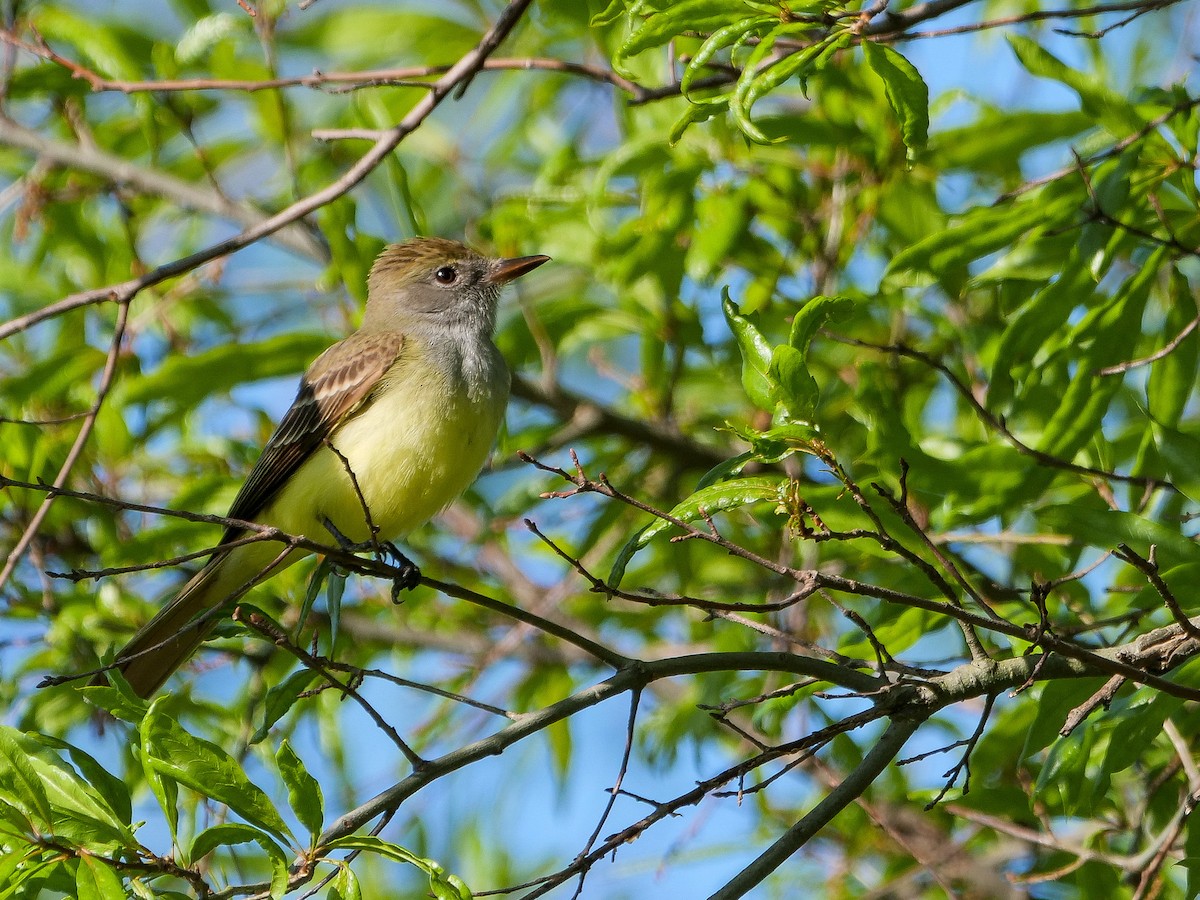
364,237,548,333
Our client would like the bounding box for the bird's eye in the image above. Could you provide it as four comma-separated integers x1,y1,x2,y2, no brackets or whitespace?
434,266,458,285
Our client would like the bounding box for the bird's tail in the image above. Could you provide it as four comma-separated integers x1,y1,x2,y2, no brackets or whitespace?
93,554,230,698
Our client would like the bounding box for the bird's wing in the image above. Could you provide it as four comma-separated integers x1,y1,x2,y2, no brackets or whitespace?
220,329,405,539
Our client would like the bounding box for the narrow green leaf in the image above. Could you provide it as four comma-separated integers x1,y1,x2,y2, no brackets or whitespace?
1185,819,1200,900
732,28,840,142
768,296,852,420
1007,35,1143,135
325,834,426,865
298,557,333,640
618,1,739,60
327,570,346,651
1040,505,1200,565
142,699,294,843
325,836,470,899
40,736,132,826
886,193,1074,295
1152,423,1200,501
863,41,929,158
4,732,136,851
120,333,330,411
681,17,774,96
722,288,776,411
590,0,628,27
34,9,143,80
609,522,652,588
276,739,324,840
988,248,1093,410
669,98,726,145
1102,695,1180,777
252,667,320,745
1147,267,1200,427
694,450,756,492
1037,251,1161,459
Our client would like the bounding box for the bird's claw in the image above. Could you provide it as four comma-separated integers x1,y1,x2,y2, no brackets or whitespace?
321,519,420,601
380,542,421,602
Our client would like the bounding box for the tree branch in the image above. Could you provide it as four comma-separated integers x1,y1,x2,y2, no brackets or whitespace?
0,116,327,262
708,717,920,900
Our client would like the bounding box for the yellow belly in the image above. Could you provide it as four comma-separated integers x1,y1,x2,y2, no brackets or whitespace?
257,364,505,546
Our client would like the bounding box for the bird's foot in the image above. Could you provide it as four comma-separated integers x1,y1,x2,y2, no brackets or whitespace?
321,516,365,552
320,518,420,601
380,542,421,602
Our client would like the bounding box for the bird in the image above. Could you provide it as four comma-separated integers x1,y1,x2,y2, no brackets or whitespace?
98,237,548,697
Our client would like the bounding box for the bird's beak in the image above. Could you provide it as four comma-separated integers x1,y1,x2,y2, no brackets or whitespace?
486,254,550,285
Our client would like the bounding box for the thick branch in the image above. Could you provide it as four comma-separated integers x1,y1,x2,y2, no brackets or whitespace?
709,717,920,900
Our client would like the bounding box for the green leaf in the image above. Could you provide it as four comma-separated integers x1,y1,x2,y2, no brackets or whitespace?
722,288,776,411
331,866,363,900
669,98,727,145
276,739,324,841
590,0,627,27
768,296,852,420
681,17,774,97
39,735,133,828
324,836,471,900
608,522,653,588
788,295,853,355
862,41,930,158
34,9,144,80
327,569,346,651
1185,819,1200,900
1036,726,1106,815
769,345,818,420
81,680,151,724
297,557,333,641
1007,35,1143,136
1040,505,1200,565
694,450,756,492
141,699,294,843
618,1,740,60
0,727,54,829
1152,422,1200,501
610,476,792,586
929,109,1094,173
139,711,179,847
189,823,289,897
988,248,1094,410
1102,694,1180,777
252,667,321,745
0,730,136,853
886,193,1075,295
732,30,845,142
1147,267,1200,427
75,855,125,900
1036,250,1161,459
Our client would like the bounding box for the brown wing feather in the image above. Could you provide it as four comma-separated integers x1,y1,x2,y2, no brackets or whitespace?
220,330,404,541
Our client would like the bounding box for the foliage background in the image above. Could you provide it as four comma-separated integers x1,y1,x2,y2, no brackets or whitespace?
1,0,1199,897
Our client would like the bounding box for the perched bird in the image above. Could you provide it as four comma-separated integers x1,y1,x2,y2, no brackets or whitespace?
99,237,548,697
